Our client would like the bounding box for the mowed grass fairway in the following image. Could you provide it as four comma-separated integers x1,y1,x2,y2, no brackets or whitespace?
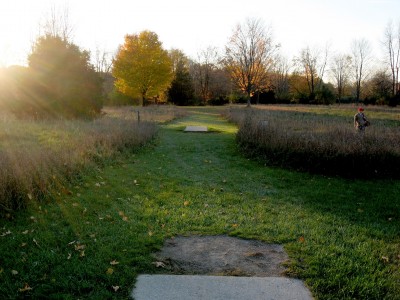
1,106,400,299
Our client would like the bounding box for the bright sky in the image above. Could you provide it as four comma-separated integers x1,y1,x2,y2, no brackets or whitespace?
0,0,399,67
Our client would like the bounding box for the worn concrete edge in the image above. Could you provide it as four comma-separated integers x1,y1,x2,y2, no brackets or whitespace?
131,274,313,300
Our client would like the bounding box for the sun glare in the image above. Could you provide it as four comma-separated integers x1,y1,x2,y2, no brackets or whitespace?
0,2,52,67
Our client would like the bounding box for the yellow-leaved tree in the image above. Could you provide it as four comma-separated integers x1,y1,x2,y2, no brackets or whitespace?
112,31,173,106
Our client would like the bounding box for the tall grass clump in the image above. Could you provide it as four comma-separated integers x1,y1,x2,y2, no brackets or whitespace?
102,105,187,123
0,105,184,213
226,105,400,178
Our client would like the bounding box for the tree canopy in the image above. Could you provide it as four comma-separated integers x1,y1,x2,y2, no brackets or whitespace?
112,31,173,106
28,35,103,118
224,18,277,105
0,35,102,118
167,49,194,105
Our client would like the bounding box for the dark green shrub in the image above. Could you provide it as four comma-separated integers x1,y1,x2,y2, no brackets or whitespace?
209,96,229,106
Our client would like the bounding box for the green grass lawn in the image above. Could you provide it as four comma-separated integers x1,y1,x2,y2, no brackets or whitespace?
1,106,399,299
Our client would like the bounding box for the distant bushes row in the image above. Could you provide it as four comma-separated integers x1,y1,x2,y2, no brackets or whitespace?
226,106,400,178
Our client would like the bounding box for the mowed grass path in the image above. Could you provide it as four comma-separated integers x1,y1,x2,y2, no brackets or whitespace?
1,107,400,299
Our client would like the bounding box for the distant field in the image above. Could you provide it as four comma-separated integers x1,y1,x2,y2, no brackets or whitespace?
226,104,400,178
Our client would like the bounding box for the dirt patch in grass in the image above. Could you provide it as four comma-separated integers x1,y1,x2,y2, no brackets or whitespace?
152,235,289,277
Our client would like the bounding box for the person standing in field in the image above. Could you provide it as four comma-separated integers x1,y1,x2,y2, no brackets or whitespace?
354,107,369,132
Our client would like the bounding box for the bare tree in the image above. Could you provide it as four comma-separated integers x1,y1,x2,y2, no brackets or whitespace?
295,45,329,101
383,21,400,96
330,53,352,103
41,4,74,41
94,46,113,74
224,18,277,106
351,38,372,102
270,55,291,101
192,46,219,104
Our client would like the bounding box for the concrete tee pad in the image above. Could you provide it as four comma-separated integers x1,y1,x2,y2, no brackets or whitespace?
184,126,208,132
132,275,313,300
132,236,314,299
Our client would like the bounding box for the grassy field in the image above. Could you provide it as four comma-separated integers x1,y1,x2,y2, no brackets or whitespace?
0,106,399,299
0,106,184,212
227,104,400,178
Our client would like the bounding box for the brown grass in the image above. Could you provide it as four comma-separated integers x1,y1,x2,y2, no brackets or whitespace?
0,105,182,212
226,105,400,178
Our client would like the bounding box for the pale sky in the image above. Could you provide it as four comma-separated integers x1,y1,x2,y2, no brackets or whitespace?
0,0,399,67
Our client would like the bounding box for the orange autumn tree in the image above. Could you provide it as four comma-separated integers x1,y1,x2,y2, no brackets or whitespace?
112,31,173,106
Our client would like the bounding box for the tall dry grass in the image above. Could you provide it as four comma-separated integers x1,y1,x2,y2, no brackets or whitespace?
102,105,187,123
226,105,400,178
0,105,182,212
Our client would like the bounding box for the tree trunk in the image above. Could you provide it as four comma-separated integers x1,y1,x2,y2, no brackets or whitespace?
246,92,251,107
141,94,146,106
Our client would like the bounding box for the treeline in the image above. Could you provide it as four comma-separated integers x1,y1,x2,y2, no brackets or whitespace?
109,19,400,107
1,16,400,119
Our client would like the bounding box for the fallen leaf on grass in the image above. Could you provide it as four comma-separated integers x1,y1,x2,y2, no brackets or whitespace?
20,243,27,247
118,211,129,221
106,268,114,275
110,260,119,265
33,239,40,247
79,250,85,257
74,244,85,251
19,283,32,292
67,253,72,260
381,256,389,263
1,230,11,237
112,285,120,292
11,270,18,275
299,236,305,243
22,230,29,235
183,201,190,206
152,261,166,268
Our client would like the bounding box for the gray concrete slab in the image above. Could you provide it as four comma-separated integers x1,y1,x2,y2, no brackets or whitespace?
184,126,208,132
132,275,313,300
